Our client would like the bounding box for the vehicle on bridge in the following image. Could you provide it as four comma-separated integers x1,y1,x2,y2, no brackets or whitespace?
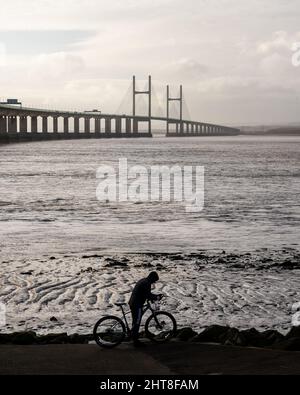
0,99,22,107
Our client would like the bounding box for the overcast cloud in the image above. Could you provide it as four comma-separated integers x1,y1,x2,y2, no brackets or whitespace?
0,0,300,125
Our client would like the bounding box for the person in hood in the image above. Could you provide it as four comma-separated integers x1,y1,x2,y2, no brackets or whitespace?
129,271,162,347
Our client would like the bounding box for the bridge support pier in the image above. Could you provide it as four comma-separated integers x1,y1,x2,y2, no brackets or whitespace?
74,117,80,134
126,118,131,134
165,120,240,137
116,117,122,134
31,116,38,134
64,117,69,134
8,116,17,133
20,116,27,133
53,117,58,134
133,119,138,134
42,116,48,134
0,115,7,133
105,118,111,135
84,118,90,134
95,118,101,135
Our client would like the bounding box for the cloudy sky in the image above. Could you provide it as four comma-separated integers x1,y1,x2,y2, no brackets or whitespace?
1,0,300,125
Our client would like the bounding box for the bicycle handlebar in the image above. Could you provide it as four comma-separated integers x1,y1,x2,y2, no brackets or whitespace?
147,294,164,303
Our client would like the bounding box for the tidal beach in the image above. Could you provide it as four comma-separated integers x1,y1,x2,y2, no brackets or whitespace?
0,136,299,336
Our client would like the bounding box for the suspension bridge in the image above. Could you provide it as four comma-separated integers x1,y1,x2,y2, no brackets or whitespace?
0,76,240,144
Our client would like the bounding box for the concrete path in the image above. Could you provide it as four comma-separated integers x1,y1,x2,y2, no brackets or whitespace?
0,342,299,375
0,343,172,375
144,342,300,375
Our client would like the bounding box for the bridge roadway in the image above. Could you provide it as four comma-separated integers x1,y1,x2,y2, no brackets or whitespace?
0,104,240,143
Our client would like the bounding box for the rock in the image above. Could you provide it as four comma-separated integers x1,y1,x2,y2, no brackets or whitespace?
37,333,63,344
231,263,246,269
273,337,300,351
12,331,37,345
69,334,93,344
261,330,284,346
279,260,299,270
240,328,284,347
192,325,230,343
240,328,265,347
82,254,103,259
175,327,198,341
285,326,300,339
48,333,69,344
50,316,58,322
20,271,33,276
0,332,39,345
220,328,247,346
49,256,56,260
169,255,183,261
105,258,128,267
262,258,272,264
141,263,153,268
0,333,13,344
35,333,93,345
78,266,99,275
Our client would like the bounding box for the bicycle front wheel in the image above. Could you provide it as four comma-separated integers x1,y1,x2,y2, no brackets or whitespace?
145,312,177,343
93,316,126,348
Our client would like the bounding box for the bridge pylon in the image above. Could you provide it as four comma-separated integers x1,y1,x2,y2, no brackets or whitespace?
132,75,152,136
166,84,183,135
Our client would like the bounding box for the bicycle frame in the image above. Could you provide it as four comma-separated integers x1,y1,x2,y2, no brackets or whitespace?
117,301,158,334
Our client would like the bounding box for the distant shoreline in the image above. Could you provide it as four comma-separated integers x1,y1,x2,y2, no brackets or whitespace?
239,127,300,136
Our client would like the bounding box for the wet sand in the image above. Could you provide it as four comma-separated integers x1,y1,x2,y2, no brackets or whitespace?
1,250,299,335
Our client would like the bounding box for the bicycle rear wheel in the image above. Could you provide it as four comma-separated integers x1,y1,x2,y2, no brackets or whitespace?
93,316,126,348
145,312,177,343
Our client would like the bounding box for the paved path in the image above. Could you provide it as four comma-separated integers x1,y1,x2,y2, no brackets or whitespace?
0,343,172,375
0,342,299,375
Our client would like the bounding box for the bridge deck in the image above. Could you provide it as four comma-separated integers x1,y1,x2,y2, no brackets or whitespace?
0,104,240,143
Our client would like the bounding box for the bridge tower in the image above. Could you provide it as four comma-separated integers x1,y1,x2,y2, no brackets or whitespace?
132,75,152,135
166,85,183,135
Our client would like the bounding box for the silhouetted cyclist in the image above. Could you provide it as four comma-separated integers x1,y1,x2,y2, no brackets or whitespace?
129,271,162,347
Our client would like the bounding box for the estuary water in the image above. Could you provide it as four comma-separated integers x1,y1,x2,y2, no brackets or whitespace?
0,135,299,259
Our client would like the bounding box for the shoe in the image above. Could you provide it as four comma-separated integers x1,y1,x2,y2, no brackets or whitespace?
133,340,147,348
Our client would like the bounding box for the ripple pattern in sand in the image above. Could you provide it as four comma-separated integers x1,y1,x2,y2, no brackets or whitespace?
0,253,299,334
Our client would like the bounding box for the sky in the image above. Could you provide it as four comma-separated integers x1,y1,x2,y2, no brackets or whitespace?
1,0,300,125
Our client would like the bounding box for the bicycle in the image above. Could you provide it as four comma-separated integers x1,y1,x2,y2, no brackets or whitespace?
93,296,177,348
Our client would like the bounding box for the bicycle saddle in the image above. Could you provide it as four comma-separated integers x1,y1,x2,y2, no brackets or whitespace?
114,302,127,307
